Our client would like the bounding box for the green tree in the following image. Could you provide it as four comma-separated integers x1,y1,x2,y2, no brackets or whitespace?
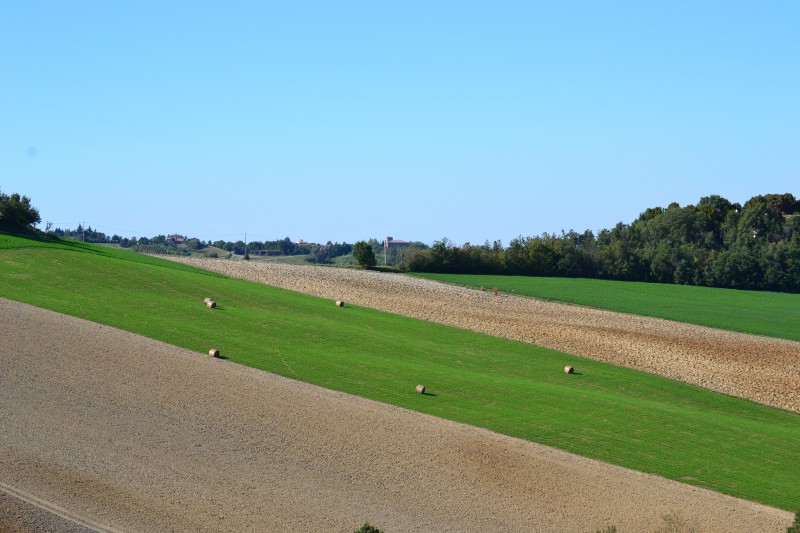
526,234,561,276
0,190,41,230
746,193,800,216
597,222,644,280
280,237,294,255
737,198,784,245
352,241,377,268
505,236,529,274
697,195,739,247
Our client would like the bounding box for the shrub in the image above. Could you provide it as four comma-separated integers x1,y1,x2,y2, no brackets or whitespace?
352,241,377,269
656,511,697,533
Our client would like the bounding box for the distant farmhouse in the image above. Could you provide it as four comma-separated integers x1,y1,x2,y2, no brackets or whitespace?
384,236,411,266
384,235,410,249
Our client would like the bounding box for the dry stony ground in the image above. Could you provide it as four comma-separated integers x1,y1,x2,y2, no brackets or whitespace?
169,257,800,414
0,298,793,532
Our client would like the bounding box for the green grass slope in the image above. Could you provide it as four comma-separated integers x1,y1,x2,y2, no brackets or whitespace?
411,273,800,342
2,233,799,511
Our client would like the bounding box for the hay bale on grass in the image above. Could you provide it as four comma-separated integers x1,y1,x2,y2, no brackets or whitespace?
564,365,574,374
416,384,426,394
209,348,220,358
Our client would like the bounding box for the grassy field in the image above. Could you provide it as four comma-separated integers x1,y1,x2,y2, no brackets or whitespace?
411,273,800,342
332,253,358,266
2,233,799,511
189,245,230,258
248,253,315,264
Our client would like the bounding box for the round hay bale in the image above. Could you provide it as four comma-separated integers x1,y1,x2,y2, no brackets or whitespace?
416,384,426,394
206,300,217,309
203,297,212,304
335,300,344,307
564,365,574,374
209,348,220,358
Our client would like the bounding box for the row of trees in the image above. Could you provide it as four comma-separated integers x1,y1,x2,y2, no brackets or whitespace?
49,227,191,249
7,187,799,292
46,226,354,265
50,225,115,243
406,194,800,293
210,237,352,263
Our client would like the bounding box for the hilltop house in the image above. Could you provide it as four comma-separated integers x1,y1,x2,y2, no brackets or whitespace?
384,236,410,249
384,236,411,266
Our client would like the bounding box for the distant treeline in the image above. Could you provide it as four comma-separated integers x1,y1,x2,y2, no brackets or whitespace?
406,194,800,293
48,227,353,264
218,238,353,264
50,225,120,244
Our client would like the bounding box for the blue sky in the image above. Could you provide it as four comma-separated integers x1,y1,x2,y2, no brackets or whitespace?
2,1,798,245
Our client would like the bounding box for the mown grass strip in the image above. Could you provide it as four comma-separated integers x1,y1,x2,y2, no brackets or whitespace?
411,273,800,342
2,233,799,511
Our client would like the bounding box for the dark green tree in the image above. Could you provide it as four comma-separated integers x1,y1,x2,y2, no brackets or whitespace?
597,222,644,280
352,240,377,268
0,190,41,230
737,198,784,245
525,234,561,276
279,237,294,255
402,192,800,293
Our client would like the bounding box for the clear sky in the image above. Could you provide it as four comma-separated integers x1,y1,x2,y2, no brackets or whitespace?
2,1,798,245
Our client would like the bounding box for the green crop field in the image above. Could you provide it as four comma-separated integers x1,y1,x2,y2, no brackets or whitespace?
254,253,315,264
2,233,799,511
411,273,800,342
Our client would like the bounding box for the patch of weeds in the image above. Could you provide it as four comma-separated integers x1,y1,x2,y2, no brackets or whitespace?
787,511,800,533
595,526,617,533
656,510,697,533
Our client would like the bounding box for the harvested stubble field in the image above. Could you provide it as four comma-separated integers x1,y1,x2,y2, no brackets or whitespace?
0,298,792,532
169,257,800,414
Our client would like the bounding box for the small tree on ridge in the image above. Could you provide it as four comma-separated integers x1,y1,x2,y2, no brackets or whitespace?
352,240,377,268
0,190,41,230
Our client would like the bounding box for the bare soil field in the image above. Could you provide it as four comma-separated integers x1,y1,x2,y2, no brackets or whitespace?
0,298,793,532
168,258,800,413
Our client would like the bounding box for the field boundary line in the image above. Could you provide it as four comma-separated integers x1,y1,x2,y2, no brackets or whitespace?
0,480,123,533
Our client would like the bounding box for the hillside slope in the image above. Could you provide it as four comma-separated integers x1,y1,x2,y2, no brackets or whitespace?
1,298,792,532
168,257,800,413
2,235,799,511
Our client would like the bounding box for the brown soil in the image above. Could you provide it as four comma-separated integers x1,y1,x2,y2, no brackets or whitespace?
168,258,800,413
0,298,792,532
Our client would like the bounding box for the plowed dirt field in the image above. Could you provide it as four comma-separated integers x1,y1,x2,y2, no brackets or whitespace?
0,298,793,532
